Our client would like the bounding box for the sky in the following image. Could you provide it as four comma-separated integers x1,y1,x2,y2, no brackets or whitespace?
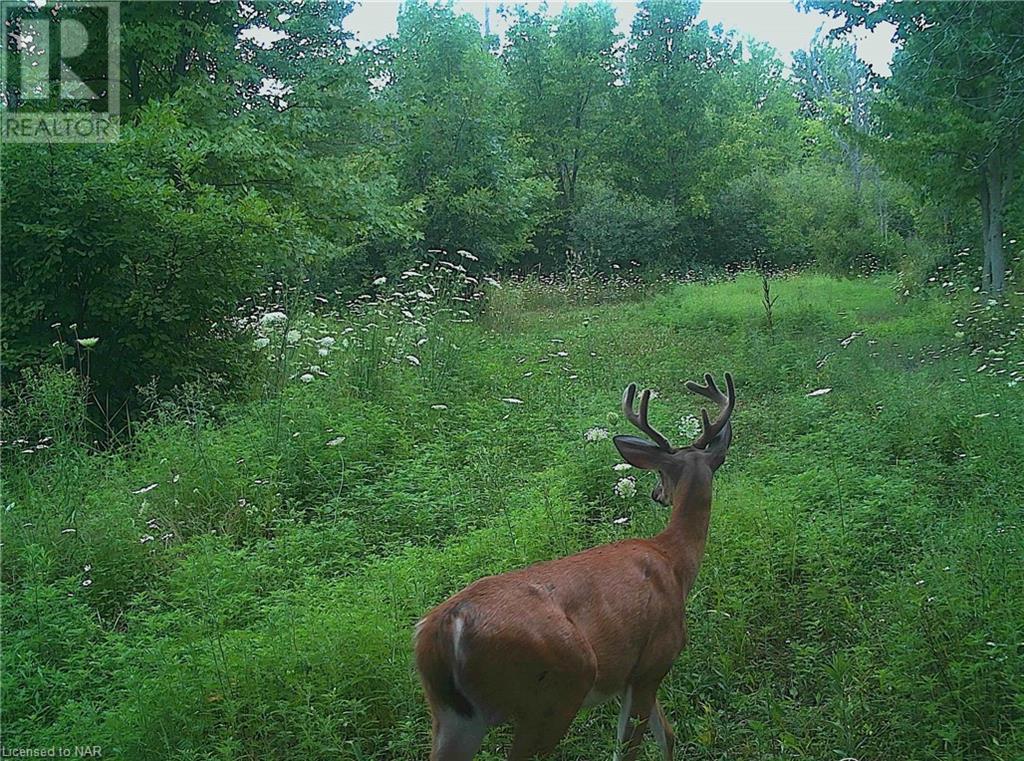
346,0,897,75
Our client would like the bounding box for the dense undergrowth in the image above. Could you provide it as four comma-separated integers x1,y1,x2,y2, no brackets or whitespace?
3,272,1022,760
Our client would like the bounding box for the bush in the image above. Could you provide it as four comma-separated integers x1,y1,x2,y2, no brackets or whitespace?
1,99,285,404
569,181,683,270
705,164,916,274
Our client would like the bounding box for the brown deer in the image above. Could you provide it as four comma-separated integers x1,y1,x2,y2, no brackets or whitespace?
415,373,735,760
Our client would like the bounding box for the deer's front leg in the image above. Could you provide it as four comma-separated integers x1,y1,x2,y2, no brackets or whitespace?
614,684,659,761
650,700,675,760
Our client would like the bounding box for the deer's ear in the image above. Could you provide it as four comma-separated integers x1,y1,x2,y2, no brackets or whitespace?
701,424,732,470
613,436,672,470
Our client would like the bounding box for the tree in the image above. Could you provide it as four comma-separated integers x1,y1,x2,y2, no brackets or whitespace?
502,2,621,254
381,1,553,269
807,0,1024,292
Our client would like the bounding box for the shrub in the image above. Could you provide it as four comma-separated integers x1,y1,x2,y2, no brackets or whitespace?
569,181,683,270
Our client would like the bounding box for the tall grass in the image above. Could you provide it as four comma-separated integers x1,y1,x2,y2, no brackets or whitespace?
2,270,1021,760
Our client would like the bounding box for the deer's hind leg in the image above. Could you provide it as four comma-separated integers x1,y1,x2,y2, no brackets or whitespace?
429,707,487,761
506,680,589,761
614,683,662,761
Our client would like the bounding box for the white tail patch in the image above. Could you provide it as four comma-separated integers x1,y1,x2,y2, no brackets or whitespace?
451,614,466,668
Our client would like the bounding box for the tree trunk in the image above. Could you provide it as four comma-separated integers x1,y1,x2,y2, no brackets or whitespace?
980,157,1007,294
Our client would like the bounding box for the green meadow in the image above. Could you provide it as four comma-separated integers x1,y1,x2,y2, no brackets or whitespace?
4,271,1021,760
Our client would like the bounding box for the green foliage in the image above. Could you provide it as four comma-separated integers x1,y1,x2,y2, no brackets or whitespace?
807,0,1024,292
4,274,1022,759
569,181,681,269
9,0,1010,407
1,95,285,400
383,1,555,269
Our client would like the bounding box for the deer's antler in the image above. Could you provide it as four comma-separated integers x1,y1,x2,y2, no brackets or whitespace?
685,372,735,449
622,383,673,451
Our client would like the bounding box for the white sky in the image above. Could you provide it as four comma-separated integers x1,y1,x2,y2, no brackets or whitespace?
347,0,896,75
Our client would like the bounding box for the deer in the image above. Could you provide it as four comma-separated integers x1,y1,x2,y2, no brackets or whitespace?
415,372,736,760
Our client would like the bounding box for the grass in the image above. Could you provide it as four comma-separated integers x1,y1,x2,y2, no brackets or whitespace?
3,271,1022,760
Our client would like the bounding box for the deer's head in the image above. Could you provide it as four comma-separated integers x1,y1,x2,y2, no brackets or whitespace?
613,373,735,506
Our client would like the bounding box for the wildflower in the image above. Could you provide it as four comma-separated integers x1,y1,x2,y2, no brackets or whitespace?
326,436,346,447
286,329,301,344
584,427,610,442
677,415,702,439
254,337,271,349
318,348,329,357
260,311,287,326
76,337,99,348
614,477,637,499
406,355,421,366
839,331,862,347
299,373,314,383
458,250,479,262
317,336,335,347
372,276,387,286
140,534,154,544
82,579,92,587
613,517,630,525
613,463,632,472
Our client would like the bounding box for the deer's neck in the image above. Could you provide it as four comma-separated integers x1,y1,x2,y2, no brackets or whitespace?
655,474,713,599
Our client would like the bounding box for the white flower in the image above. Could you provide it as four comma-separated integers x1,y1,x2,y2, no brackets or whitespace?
406,355,421,366
431,404,448,410
584,427,610,442
372,276,387,286
82,579,92,587
318,348,329,357
140,534,154,544
254,337,271,349
458,250,479,261
806,388,832,397
76,337,99,348
839,331,862,348
317,336,335,347
677,415,702,439
613,463,632,471
614,477,637,499
326,436,346,447
260,311,287,326
613,516,630,525
299,373,314,383
285,329,301,344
